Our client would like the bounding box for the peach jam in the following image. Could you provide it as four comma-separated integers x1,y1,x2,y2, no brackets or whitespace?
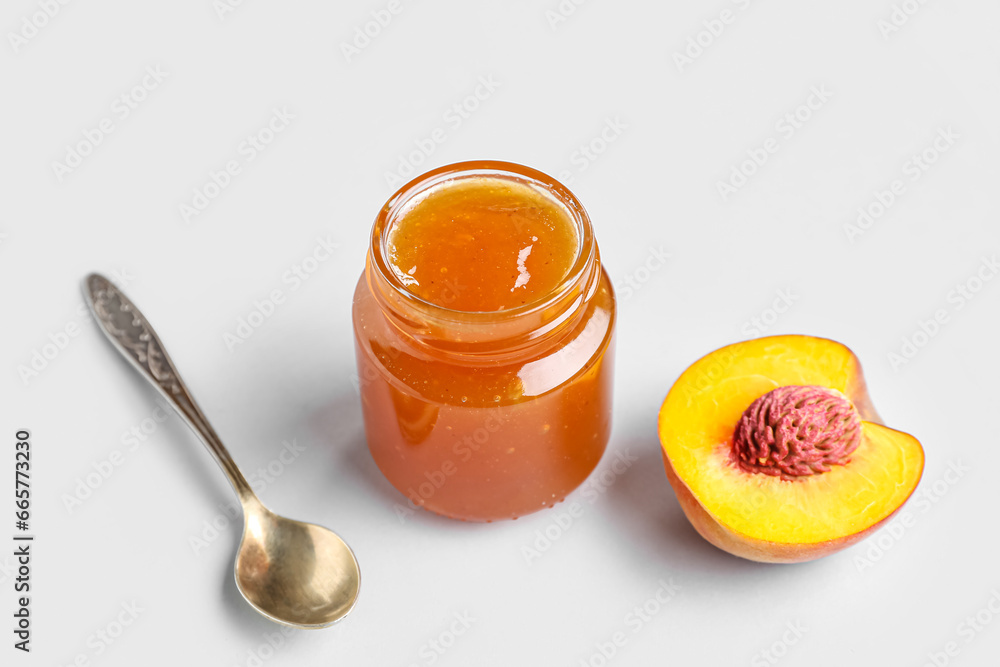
352,161,616,521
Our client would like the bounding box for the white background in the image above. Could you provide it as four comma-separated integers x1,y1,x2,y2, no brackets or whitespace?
3,1,1000,665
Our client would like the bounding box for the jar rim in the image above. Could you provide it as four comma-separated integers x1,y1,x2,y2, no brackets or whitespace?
368,160,597,327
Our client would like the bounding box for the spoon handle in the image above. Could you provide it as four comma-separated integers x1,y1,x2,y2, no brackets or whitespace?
83,273,256,503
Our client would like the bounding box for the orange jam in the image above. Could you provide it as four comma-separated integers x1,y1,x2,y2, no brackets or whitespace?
352,161,616,521
384,177,580,312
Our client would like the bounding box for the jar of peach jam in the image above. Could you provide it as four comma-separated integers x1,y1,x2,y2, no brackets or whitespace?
352,160,615,521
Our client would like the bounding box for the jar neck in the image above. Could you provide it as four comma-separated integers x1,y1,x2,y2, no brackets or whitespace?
366,161,601,362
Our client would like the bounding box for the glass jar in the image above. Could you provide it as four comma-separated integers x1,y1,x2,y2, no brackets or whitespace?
352,160,616,521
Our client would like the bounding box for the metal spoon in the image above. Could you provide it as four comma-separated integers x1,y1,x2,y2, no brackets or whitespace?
83,273,360,628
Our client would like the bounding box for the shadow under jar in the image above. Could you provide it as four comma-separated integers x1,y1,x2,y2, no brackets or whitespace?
352,160,616,521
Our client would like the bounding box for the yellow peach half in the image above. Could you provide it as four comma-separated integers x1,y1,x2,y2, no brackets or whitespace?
658,335,924,563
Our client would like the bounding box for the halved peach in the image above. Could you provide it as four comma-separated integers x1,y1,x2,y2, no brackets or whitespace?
658,335,924,563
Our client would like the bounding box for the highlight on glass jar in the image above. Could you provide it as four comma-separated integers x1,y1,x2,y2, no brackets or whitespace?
352,160,616,522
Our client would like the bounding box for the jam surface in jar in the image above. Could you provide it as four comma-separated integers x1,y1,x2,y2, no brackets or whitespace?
384,177,580,312
353,161,615,522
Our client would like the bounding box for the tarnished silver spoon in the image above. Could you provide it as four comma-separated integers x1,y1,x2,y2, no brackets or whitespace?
83,273,360,628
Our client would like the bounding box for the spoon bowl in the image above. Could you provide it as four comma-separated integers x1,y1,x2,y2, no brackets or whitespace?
236,499,360,627
84,273,361,628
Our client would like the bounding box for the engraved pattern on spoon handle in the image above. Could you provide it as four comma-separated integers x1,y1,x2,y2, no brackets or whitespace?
83,273,255,501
